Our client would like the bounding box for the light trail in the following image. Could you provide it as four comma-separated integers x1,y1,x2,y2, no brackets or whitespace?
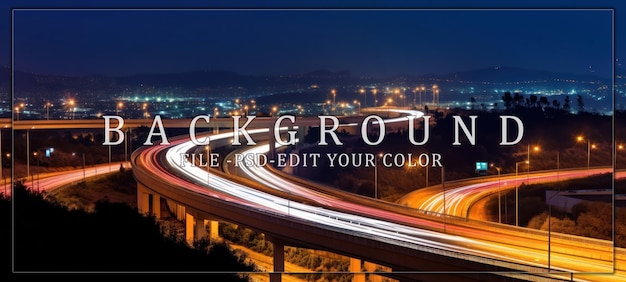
10,162,124,196
129,108,622,281
416,168,613,217
157,136,605,277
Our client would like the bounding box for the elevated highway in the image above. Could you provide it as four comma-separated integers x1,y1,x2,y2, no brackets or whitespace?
131,120,622,282
7,109,624,281
133,134,563,282
218,132,624,282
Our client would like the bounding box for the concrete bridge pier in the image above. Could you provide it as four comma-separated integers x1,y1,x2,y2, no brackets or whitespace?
350,258,365,282
185,213,196,244
137,185,224,245
208,220,219,240
137,184,160,218
269,237,285,282
185,210,222,244
195,217,208,240
364,261,387,282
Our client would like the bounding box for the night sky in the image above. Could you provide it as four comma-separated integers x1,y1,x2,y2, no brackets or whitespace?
1,1,624,79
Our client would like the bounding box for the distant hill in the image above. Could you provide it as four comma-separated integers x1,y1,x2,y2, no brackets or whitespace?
5,65,612,89
5,66,615,108
432,66,609,84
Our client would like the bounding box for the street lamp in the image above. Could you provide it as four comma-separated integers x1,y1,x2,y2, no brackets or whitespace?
82,153,86,181
33,151,40,191
322,100,330,115
26,128,31,181
546,191,561,271
73,152,86,182
491,164,502,223
205,144,211,187
45,102,52,120
108,131,112,173
372,89,378,107
0,127,3,194
68,99,75,120
556,151,560,182
359,88,366,108
515,160,528,226
353,100,361,113
526,144,540,183
3,153,8,194
374,153,382,199
124,129,129,165
425,165,429,188
577,136,592,174
442,166,447,233
116,102,123,116
331,89,336,114
393,88,401,107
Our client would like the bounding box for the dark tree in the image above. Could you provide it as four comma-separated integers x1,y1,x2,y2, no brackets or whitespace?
577,95,585,113
539,96,549,109
564,95,571,112
513,92,523,108
529,94,538,107
502,92,513,110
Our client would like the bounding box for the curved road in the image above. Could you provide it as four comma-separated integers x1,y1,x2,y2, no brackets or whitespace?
143,123,621,281
397,168,617,218
14,111,624,281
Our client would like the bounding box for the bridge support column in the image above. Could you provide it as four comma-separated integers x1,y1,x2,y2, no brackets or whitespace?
152,193,161,219
137,184,150,215
196,218,208,240
364,261,387,282
136,184,160,218
350,258,365,282
209,220,220,240
185,212,195,245
270,238,284,282
186,212,219,244
170,200,185,221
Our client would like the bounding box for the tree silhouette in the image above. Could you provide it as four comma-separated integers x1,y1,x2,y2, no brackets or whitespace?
539,96,549,109
564,96,571,112
513,92,523,108
577,95,585,113
502,92,513,110
529,94,538,107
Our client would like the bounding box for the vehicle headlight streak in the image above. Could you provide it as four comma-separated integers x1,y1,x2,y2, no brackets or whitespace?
146,109,611,276
163,135,553,270
418,169,612,217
